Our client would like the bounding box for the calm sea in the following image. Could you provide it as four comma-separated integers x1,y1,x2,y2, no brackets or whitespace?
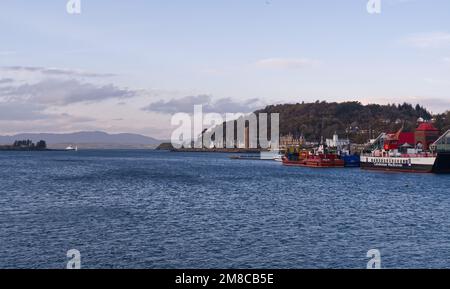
0,150,450,268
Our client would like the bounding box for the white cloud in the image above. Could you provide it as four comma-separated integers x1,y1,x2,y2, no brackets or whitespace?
403,32,450,48
0,66,137,106
0,79,136,105
0,102,48,121
255,58,318,70
1,66,115,78
143,95,264,114
0,65,183,137
362,96,450,114
0,78,14,84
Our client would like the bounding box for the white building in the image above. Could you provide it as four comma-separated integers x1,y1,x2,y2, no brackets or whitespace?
326,132,350,148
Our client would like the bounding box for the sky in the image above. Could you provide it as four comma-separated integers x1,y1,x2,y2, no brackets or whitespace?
1,0,450,139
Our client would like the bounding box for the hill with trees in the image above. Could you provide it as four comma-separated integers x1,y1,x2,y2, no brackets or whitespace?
255,101,450,144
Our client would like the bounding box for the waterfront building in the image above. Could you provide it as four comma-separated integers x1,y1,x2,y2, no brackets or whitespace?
326,133,350,148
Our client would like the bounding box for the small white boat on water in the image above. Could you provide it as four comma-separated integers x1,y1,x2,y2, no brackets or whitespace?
263,149,284,162
273,154,284,162
269,149,284,162
65,145,78,151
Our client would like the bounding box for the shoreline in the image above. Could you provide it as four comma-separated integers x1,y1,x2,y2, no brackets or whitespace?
0,148,71,152
169,148,266,153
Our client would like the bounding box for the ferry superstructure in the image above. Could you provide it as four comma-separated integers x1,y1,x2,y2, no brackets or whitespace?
360,122,450,173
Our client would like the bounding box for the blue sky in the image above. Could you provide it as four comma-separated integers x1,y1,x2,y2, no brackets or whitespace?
1,0,450,138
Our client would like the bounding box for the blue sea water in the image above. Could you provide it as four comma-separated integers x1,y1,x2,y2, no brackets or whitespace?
1,150,450,269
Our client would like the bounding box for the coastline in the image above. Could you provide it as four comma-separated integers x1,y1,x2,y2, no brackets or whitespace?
170,148,265,153
0,148,68,152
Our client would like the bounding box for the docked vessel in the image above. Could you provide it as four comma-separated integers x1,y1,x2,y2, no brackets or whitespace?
269,149,284,162
283,154,345,168
341,154,361,167
282,146,345,168
282,132,360,168
361,121,450,173
229,150,284,161
326,132,360,167
273,154,284,162
230,154,264,160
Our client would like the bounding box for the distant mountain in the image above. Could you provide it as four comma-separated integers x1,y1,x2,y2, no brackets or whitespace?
0,131,162,148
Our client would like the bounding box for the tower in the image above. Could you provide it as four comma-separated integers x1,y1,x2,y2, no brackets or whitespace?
415,119,439,150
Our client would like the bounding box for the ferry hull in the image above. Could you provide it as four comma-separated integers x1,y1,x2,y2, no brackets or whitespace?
360,162,433,173
342,155,361,167
433,152,450,174
283,158,345,168
361,153,450,174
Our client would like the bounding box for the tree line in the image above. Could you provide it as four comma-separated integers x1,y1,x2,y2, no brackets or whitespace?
12,140,47,149
256,101,449,143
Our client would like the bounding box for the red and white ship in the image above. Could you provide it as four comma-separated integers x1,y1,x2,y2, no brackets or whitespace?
361,120,450,173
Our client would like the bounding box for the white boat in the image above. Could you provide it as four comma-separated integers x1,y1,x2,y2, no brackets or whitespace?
273,155,284,162
361,129,450,173
65,145,78,151
266,149,284,162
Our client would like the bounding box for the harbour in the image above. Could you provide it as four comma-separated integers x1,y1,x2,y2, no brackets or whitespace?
2,0,450,272
226,119,450,174
1,149,450,268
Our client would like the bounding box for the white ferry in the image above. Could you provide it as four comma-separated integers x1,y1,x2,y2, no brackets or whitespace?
361,121,450,174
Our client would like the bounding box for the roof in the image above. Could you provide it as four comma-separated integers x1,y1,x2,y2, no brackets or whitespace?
416,122,439,131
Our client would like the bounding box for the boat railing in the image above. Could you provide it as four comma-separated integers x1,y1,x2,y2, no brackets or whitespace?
400,153,437,158
432,130,450,153
361,151,437,158
435,144,450,152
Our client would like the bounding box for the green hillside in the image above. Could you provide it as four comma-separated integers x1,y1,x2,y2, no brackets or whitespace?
256,101,450,143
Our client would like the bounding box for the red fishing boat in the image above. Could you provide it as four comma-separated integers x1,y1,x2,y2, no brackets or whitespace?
282,148,345,168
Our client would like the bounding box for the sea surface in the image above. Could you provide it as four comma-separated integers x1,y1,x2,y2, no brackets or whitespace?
1,150,450,269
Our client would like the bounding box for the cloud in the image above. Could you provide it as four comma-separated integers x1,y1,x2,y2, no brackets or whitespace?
444,57,450,63
144,95,210,114
0,78,14,84
0,66,133,105
1,66,115,78
255,57,318,69
0,102,49,121
143,95,263,114
0,100,98,122
212,97,262,113
409,98,450,113
0,65,174,136
363,96,450,114
403,32,450,48
0,79,136,105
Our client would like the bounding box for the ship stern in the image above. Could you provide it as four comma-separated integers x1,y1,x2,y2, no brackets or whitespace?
432,152,450,174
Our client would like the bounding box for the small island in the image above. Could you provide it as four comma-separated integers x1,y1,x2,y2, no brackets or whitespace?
0,139,48,151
